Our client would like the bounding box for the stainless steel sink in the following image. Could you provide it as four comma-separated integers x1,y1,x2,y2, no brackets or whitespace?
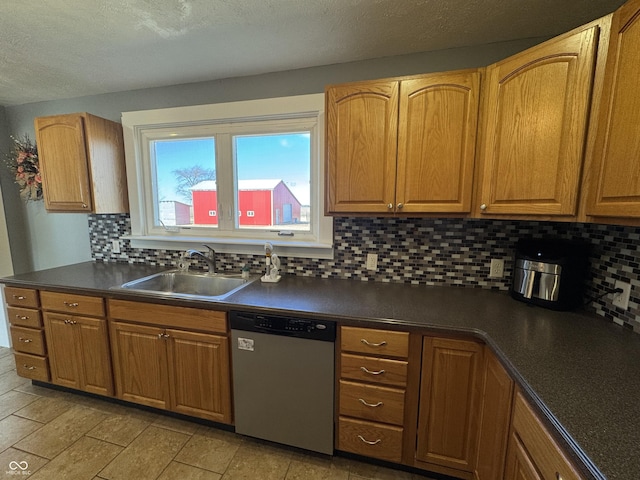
113,270,255,300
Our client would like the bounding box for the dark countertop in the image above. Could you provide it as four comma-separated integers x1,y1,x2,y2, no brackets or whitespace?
3,261,639,480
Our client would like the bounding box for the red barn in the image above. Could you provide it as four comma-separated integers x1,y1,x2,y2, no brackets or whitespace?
191,179,302,227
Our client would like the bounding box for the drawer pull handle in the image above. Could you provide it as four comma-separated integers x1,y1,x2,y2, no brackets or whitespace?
360,339,387,347
359,398,383,408
357,435,381,445
63,302,79,308
64,319,77,325
18,338,33,343
556,474,563,480
16,315,29,320
158,333,170,339
360,366,385,375
13,295,27,300
23,364,36,370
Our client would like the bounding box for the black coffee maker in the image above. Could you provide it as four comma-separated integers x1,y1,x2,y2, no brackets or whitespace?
511,238,590,310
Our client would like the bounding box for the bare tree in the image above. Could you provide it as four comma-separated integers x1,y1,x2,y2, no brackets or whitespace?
172,165,216,201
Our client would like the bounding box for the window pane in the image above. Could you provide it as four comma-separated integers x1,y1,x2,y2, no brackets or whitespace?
234,133,311,231
153,138,217,228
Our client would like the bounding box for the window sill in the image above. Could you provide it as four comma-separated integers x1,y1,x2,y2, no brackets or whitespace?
123,235,334,260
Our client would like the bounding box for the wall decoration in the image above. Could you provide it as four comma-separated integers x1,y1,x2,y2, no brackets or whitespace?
4,134,43,202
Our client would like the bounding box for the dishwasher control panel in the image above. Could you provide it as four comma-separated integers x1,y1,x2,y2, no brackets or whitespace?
230,311,336,342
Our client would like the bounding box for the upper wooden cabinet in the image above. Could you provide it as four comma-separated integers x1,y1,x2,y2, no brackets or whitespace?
586,0,640,218
475,22,600,217
326,70,481,214
35,112,128,213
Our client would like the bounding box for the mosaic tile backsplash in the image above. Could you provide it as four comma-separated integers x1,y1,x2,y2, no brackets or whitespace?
89,214,640,332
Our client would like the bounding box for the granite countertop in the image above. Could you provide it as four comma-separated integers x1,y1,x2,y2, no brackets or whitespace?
3,261,640,480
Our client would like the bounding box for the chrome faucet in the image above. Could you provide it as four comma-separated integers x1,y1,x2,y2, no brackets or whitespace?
186,245,217,274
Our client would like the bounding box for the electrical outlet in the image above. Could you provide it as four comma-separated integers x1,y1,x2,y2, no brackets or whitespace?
366,253,378,271
111,239,121,254
613,280,631,310
489,259,505,278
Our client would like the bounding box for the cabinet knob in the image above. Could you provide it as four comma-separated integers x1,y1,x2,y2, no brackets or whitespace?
480,203,487,211
82,204,88,209
396,203,403,209
387,203,393,209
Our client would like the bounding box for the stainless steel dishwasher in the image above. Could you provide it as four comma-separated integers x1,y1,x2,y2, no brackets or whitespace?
230,311,335,455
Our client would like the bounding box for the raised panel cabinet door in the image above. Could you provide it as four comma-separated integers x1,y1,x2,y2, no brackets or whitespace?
504,433,545,480
587,0,640,217
416,337,483,473
166,329,232,424
325,81,399,213
477,24,599,216
35,114,93,212
43,313,81,389
474,350,515,480
77,317,113,396
109,321,170,410
396,70,480,213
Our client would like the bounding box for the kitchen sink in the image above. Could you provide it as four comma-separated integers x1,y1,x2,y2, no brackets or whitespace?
113,270,255,300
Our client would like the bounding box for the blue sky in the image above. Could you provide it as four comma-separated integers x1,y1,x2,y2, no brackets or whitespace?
154,133,311,205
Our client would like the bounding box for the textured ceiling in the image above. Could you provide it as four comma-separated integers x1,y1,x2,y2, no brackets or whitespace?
0,0,627,107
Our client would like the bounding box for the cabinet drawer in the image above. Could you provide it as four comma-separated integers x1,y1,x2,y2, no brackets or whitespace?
338,417,403,463
511,391,583,480
4,287,39,308
7,307,42,328
339,380,405,425
14,352,49,381
10,326,46,355
41,291,105,317
341,353,408,387
109,299,227,334
341,326,409,358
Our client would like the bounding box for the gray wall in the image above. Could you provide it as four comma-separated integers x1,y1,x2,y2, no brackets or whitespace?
4,38,546,272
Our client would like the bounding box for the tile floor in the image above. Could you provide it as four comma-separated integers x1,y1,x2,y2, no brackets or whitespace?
0,347,439,480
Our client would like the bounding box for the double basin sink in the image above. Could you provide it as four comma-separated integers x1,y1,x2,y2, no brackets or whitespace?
113,269,256,301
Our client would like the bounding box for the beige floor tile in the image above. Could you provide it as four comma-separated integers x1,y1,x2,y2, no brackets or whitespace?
0,353,16,375
285,456,350,480
14,405,107,459
0,447,48,479
28,436,122,480
348,461,414,480
13,383,76,400
0,415,43,452
86,413,152,447
158,462,222,480
14,396,72,423
0,347,11,358
221,441,291,480
152,414,200,435
175,428,242,474
0,390,39,420
99,425,190,480
0,370,30,396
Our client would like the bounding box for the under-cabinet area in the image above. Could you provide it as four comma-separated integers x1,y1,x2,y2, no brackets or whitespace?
2,284,596,480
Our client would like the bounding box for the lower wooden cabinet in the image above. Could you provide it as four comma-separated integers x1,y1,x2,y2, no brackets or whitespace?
44,313,113,396
505,391,585,480
416,336,483,476
108,300,232,424
474,350,514,480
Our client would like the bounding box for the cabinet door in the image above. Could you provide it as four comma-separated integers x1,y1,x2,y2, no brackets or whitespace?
44,313,81,389
416,337,483,472
474,350,514,480
396,70,480,213
326,81,399,213
110,321,170,410
35,114,93,212
77,317,113,396
586,0,640,218
504,434,545,480
166,329,232,424
476,24,599,216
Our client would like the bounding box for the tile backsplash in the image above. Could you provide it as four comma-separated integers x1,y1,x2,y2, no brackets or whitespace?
89,214,640,332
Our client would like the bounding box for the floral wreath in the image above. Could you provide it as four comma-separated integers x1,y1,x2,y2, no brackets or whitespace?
4,134,43,202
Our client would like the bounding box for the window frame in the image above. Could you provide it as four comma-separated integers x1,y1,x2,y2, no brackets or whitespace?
121,94,333,259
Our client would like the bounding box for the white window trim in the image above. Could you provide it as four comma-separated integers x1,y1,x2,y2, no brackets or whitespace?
121,94,333,259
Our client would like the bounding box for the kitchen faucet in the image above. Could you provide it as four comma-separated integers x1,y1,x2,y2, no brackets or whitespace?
186,245,217,274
